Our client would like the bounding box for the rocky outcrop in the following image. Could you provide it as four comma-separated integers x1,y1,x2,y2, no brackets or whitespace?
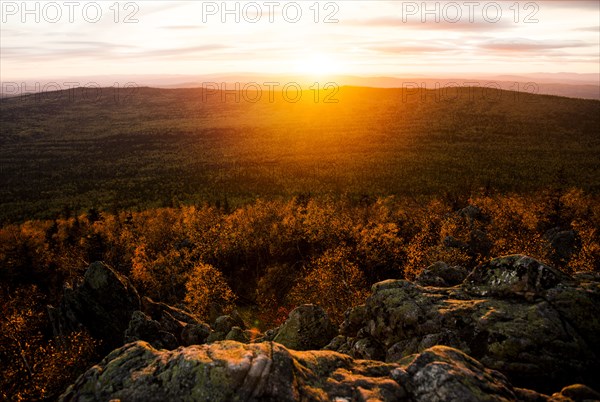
123,311,179,350
141,296,199,326
48,262,258,351
415,261,469,287
125,303,257,348
125,296,213,348
57,255,600,400
61,340,571,402
48,262,140,349
331,255,600,393
552,384,600,401
181,322,212,346
464,254,569,298
272,304,337,351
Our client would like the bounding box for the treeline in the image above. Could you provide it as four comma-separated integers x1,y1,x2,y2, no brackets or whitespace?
1,189,600,399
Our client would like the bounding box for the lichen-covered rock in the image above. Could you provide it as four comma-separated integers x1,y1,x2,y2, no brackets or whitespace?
335,255,600,393
340,304,367,336
464,255,568,298
61,341,558,402
137,296,205,346
273,304,337,350
181,323,212,346
214,314,242,334
141,296,199,326
48,262,140,349
396,346,516,402
207,312,248,342
226,326,249,343
207,330,226,343
551,384,600,401
415,261,469,287
123,311,178,350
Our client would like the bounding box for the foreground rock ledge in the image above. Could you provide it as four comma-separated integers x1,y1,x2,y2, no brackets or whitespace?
60,341,597,402
332,255,600,392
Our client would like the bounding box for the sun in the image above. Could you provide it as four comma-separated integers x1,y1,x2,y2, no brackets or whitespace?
294,53,341,77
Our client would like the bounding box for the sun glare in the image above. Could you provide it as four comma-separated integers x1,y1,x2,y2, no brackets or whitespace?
294,53,341,77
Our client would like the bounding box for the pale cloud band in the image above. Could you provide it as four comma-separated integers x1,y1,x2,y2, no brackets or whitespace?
0,0,598,80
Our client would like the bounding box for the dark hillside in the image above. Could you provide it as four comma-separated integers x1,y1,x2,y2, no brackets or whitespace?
1,86,599,222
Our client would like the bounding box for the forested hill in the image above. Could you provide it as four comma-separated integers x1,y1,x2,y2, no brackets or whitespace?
1,86,599,222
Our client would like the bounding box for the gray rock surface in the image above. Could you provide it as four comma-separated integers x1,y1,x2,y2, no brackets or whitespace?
48,262,140,349
464,254,568,298
415,261,469,287
332,255,600,393
181,323,213,346
61,341,559,402
273,304,337,350
123,311,178,350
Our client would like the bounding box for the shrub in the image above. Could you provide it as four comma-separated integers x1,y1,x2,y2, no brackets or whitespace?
184,263,236,321
287,247,369,324
0,285,98,401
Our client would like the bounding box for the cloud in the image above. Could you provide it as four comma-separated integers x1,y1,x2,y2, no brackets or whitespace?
161,25,204,31
347,17,513,31
48,41,137,48
2,42,230,62
539,1,600,10
369,44,461,54
479,38,589,52
2,40,130,55
572,26,600,32
137,44,230,58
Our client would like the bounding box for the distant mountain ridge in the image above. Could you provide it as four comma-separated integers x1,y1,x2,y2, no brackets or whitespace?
2,72,599,100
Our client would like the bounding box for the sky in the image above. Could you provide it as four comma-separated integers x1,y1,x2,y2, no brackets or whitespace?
1,0,599,82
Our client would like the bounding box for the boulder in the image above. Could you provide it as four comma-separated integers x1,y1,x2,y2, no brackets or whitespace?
48,263,217,351
552,384,600,401
339,304,367,336
138,296,202,345
48,262,140,349
396,345,516,402
225,326,250,343
205,312,248,342
61,341,566,402
464,254,568,298
213,312,246,334
123,311,178,350
141,296,199,325
334,255,600,393
415,261,469,287
181,323,212,346
273,304,337,350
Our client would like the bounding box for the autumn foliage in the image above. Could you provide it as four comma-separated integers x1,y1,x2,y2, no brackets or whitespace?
184,263,236,321
1,188,600,398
